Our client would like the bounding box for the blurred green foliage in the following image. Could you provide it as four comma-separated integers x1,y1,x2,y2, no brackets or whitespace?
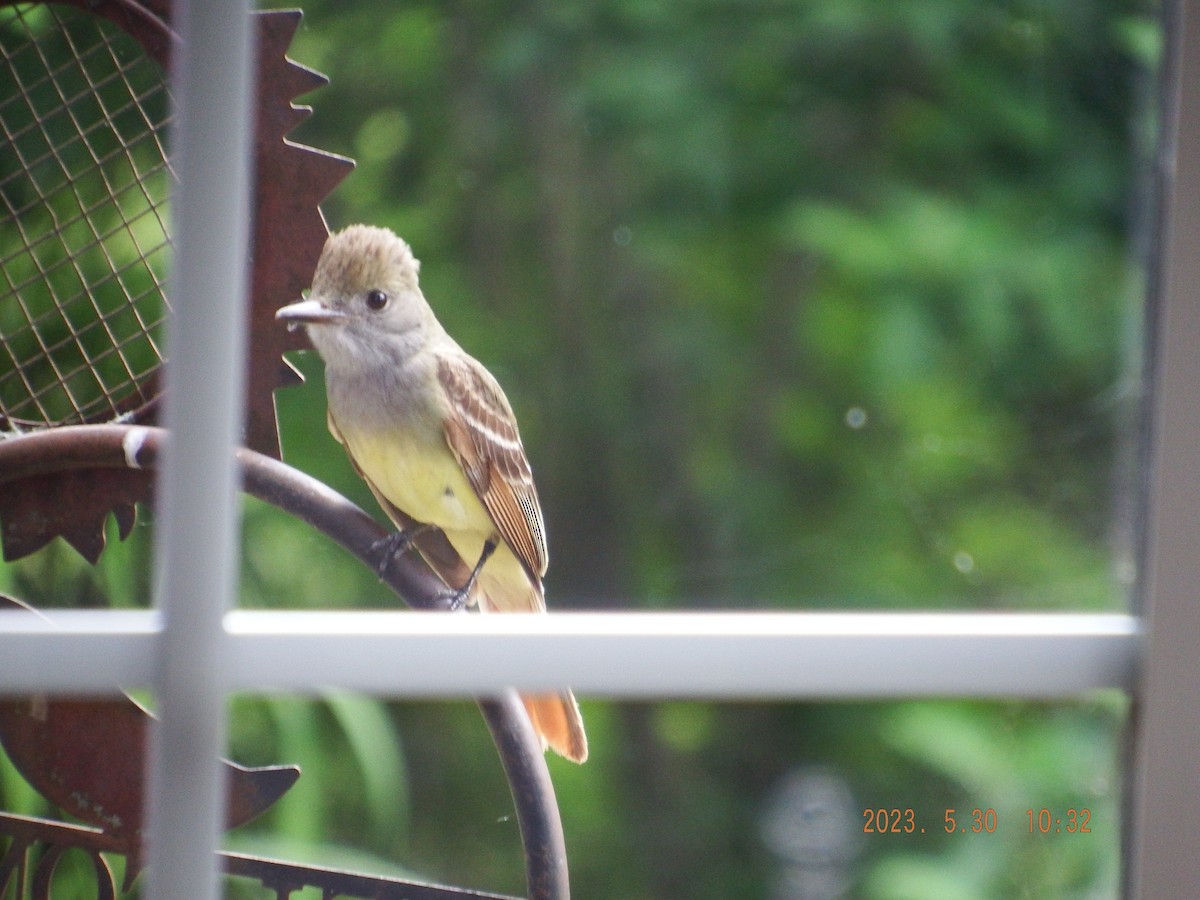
281,0,1150,615
0,0,1155,897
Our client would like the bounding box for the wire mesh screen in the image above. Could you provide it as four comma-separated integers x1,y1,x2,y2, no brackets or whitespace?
0,2,172,429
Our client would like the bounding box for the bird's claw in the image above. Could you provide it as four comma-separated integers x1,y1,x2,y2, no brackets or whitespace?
431,539,495,611
433,586,471,612
370,528,424,580
372,529,490,612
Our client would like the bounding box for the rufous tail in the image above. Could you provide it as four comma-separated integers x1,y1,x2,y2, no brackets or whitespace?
522,690,588,763
454,553,588,763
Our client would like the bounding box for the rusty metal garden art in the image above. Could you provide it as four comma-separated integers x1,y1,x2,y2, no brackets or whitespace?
0,3,570,897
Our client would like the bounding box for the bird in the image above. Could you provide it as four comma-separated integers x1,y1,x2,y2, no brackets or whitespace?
276,225,587,764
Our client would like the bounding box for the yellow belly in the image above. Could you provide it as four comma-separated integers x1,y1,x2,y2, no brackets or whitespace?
336,421,543,613
342,425,490,536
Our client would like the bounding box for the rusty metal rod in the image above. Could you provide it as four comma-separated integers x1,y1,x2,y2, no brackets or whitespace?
0,424,569,900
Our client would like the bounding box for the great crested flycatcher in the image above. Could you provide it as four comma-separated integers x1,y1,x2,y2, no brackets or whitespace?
276,225,587,764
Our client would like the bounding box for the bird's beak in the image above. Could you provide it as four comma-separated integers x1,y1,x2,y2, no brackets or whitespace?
275,298,347,327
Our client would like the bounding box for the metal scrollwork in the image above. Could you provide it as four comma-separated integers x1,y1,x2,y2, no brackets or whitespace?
0,813,521,900
30,845,118,900
0,814,124,900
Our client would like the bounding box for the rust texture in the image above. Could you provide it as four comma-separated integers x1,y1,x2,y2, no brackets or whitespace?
0,427,569,899
0,470,146,564
0,2,352,564
0,595,301,851
248,9,355,458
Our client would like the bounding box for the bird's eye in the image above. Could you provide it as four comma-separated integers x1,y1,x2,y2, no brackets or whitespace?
365,289,389,311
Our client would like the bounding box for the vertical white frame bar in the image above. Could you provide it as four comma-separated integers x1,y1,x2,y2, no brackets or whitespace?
1129,1,1200,895
145,1,255,898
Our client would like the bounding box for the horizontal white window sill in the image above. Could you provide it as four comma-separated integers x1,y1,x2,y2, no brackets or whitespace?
0,610,1139,699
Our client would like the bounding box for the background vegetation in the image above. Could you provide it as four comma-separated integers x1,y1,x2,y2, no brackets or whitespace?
1,0,1158,897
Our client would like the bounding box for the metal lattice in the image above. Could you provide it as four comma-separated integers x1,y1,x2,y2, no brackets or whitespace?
0,2,172,428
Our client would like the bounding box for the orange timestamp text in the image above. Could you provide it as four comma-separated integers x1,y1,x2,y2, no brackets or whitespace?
863,807,1093,835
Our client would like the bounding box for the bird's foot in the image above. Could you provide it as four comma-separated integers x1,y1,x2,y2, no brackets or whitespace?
370,526,431,580
432,585,472,612
431,539,498,612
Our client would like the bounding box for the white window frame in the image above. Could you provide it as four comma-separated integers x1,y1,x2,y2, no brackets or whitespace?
1127,1,1200,895
0,1,1195,897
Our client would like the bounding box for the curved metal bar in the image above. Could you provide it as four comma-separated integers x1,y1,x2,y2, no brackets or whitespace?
0,424,569,900
478,696,569,900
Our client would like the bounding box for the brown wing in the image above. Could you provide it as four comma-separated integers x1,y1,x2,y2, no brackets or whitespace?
438,353,548,579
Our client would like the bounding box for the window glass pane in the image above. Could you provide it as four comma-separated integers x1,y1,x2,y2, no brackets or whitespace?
0,693,1128,898
221,697,1124,899
278,0,1158,613
266,3,1147,897
0,2,1155,900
